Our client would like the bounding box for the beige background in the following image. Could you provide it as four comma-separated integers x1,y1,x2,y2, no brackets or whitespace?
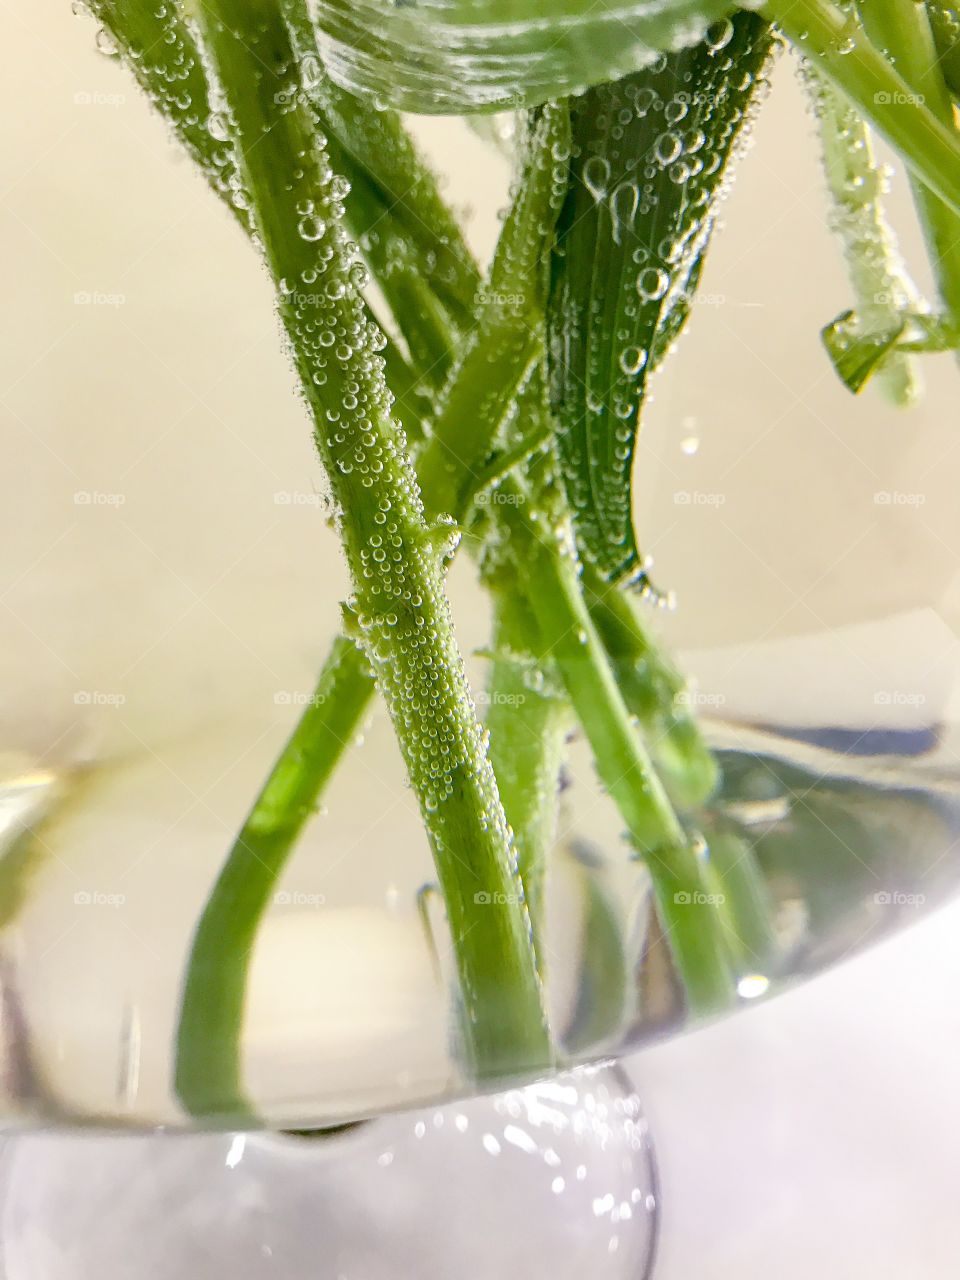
3,6,960,763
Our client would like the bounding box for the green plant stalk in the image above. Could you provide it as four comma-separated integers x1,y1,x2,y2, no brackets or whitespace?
502,498,736,1015
703,827,780,972
855,0,960,328
186,0,550,1101
416,103,570,520
803,64,921,404
761,0,960,216
581,563,719,810
278,0,469,381
926,3,960,100
175,638,375,1118
485,590,571,958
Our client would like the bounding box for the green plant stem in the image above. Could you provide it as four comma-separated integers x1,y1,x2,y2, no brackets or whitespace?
278,0,469,381
175,638,375,1118
804,63,921,404
702,827,780,972
581,563,719,810
855,0,960,327
485,591,571,958
185,0,550,1106
502,498,736,1016
761,0,960,216
415,104,570,520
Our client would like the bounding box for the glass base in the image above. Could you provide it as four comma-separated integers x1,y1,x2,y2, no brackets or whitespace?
0,1064,658,1279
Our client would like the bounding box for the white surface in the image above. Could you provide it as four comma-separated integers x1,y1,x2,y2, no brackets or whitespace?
634,901,960,1278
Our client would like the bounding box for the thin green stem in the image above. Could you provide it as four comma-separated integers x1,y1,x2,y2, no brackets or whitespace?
187,0,550,1101
762,0,960,216
855,0,960,327
503,498,736,1016
804,63,922,403
581,563,720,810
485,591,571,959
416,104,570,520
175,638,375,1118
702,827,780,973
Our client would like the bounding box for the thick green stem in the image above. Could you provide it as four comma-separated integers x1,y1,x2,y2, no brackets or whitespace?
761,0,960,216
485,591,570,959
504,500,736,1016
189,0,550,1097
175,639,375,1118
855,0,960,327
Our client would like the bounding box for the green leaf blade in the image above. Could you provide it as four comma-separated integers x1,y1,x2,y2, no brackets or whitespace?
312,0,737,114
548,14,777,584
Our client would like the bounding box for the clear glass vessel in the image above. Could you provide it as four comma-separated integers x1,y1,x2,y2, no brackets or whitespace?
2,5,960,1274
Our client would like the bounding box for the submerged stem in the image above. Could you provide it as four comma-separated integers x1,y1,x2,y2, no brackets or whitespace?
581,564,719,810
485,591,571,960
175,639,375,1118
502,498,736,1016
